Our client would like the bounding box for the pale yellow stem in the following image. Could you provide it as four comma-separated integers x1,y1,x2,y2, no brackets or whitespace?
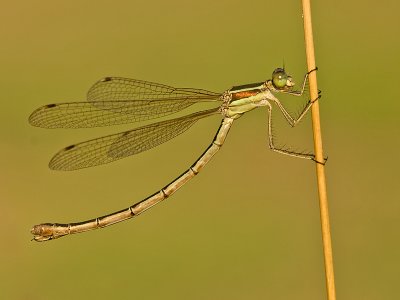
301,1,337,299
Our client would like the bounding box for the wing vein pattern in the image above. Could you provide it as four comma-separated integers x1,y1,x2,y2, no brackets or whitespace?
49,108,221,170
29,77,221,128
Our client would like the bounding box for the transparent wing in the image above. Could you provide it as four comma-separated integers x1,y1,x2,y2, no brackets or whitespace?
29,97,220,128
87,77,221,101
29,77,222,129
49,108,220,171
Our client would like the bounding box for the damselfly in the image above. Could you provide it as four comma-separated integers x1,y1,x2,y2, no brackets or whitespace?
30,68,320,241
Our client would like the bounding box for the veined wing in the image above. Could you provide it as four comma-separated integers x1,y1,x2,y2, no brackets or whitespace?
29,77,221,129
28,97,220,129
49,108,220,171
87,77,221,101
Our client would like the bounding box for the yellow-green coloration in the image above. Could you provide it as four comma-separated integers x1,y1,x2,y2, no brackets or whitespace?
3,1,400,299
30,67,317,242
225,87,267,118
225,68,297,119
272,68,288,88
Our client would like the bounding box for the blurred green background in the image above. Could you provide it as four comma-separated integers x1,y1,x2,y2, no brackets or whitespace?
1,0,399,299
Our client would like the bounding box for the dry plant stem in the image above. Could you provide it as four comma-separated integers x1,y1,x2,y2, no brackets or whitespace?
301,1,337,299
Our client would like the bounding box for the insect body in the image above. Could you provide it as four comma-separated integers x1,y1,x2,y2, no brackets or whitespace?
30,68,319,241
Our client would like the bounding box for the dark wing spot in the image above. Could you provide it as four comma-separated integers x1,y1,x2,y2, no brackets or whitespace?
101,77,112,82
45,104,57,108
64,145,76,151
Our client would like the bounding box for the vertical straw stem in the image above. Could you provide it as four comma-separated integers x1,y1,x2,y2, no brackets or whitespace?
301,1,337,299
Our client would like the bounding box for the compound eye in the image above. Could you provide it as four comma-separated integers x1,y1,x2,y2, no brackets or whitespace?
272,68,288,89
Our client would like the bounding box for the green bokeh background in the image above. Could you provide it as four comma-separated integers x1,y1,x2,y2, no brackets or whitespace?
2,1,399,299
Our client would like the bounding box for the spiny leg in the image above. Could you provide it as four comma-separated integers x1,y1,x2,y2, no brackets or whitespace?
266,68,327,163
271,67,320,127
281,67,318,99
266,102,316,161
273,92,321,127
266,98,327,164
292,67,319,97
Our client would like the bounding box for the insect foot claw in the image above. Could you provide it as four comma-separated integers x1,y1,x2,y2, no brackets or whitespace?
311,94,322,104
308,67,318,75
312,156,328,165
